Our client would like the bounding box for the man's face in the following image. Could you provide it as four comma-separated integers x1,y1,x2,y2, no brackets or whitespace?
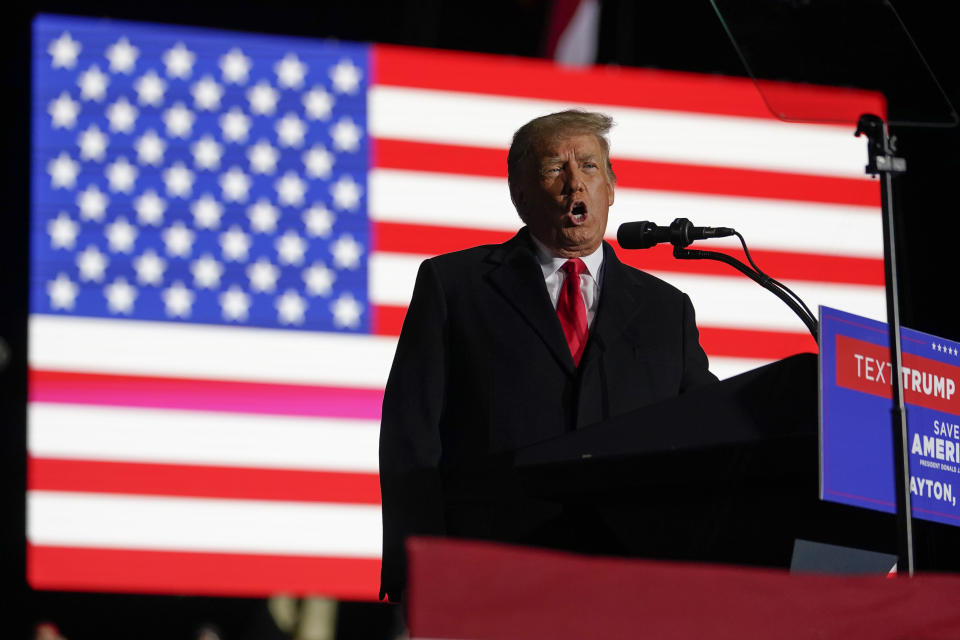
513,132,615,258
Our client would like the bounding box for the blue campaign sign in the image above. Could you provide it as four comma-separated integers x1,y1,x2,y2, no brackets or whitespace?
820,306,960,527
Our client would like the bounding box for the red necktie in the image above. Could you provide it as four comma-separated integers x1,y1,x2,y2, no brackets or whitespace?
557,258,588,366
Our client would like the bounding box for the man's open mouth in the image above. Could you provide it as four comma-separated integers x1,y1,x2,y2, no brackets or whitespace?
570,201,587,223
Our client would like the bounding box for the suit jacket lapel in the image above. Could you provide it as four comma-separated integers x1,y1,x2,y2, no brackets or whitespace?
581,242,645,365
485,229,576,373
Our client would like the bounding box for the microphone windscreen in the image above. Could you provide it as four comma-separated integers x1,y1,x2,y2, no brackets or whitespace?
617,221,657,249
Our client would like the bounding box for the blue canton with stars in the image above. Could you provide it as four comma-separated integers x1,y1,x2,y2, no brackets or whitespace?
30,15,370,332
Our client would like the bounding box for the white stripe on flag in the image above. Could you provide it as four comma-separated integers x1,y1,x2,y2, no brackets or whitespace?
27,491,382,557
369,252,886,330
370,169,883,257
706,357,773,381
29,315,397,387
369,86,867,177
28,403,380,471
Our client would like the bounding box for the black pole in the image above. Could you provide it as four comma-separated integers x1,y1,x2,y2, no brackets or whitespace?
855,113,913,576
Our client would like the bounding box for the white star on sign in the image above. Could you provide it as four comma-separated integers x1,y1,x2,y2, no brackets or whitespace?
105,156,138,193
48,91,81,129
134,190,166,226
219,48,252,84
104,216,138,253
303,144,334,178
275,171,307,207
192,135,224,171
220,107,252,143
133,249,167,286
134,129,166,166
162,281,195,318
163,102,195,138
77,65,110,101
330,116,362,152
275,53,307,89
247,139,279,175
303,204,335,238
134,70,166,106
191,76,224,111
247,81,280,116
219,225,252,262
190,254,224,289
163,162,195,198
276,289,307,325
47,273,79,310
190,194,224,229
275,230,307,265
78,124,109,162
76,245,109,282
303,261,335,296
77,184,109,221
163,42,195,79
48,32,81,69
276,112,307,148
330,233,363,269
47,212,80,250
105,37,139,74
47,152,80,189
162,221,195,257
219,285,251,322
247,258,280,293
330,174,362,210
302,86,334,120
329,58,362,94
219,166,252,202
247,199,280,233
105,277,137,314
106,96,138,133
330,292,363,328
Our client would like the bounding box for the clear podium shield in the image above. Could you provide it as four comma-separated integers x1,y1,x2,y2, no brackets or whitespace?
710,0,958,127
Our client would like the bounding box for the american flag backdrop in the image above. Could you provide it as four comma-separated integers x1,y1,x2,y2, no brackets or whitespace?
28,14,886,599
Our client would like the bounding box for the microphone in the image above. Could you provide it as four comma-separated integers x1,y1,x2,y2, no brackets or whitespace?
617,218,736,249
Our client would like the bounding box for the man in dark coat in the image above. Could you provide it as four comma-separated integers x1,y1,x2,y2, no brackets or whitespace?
378,110,717,601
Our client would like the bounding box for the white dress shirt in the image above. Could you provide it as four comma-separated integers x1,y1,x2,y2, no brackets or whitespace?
530,235,604,329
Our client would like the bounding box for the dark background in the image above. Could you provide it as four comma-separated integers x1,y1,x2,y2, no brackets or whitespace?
4,1,959,638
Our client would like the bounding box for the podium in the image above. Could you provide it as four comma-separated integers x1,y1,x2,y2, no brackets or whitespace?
506,354,895,568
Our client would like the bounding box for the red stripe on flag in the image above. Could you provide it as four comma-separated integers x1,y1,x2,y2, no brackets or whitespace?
28,457,382,504
697,327,817,360
372,45,886,120
28,370,384,420
27,544,381,599
372,138,880,207
370,222,884,285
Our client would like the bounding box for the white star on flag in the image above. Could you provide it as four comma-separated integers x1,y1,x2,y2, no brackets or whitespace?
163,102,196,138
247,81,280,116
105,156,138,193
133,249,167,286
191,194,225,229
134,190,166,226
303,144,334,178
77,184,109,221
247,258,281,293
49,92,81,129
163,42,195,79
47,212,80,250
220,107,252,143
76,245,109,282
48,32,81,69
303,262,335,296
134,130,166,166
303,86,334,120
219,285,251,321
47,152,80,189
276,112,307,148
275,171,307,207
330,233,363,269
219,48,251,84
163,162,195,198
134,70,166,106
104,216,138,253
78,65,109,101
247,199,280,233
46,273,79,310
105,37,139,74
190,254,225,289
191,135,224,171
330,175,362,210
191,76,224,111
275,53,307,89
330,291,362,328
77,124,109,161
248,140,280,175
220,167,252,202
104,277,137,314
329,117,362,152
162,281,195,318
105,96,138,133
219,225,252,262
276,289,308,325
276,230,307,265
329,58,362,94
303,204,335,237
162,221,195,257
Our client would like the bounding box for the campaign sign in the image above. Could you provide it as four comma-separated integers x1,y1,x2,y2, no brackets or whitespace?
820,306,960,527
